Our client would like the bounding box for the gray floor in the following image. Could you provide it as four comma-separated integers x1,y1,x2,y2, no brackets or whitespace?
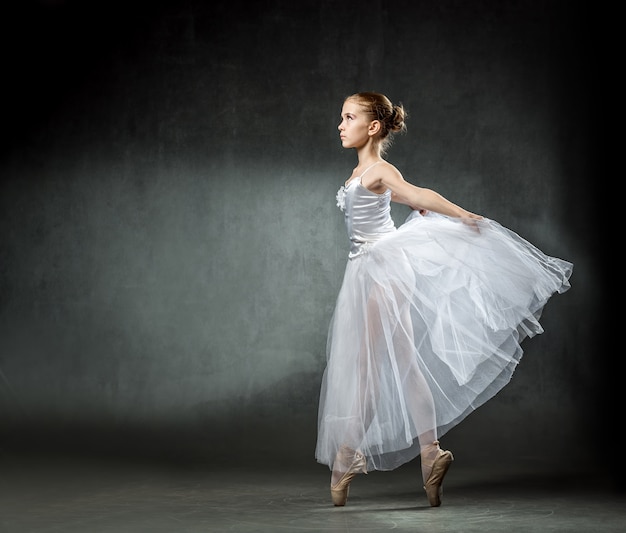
0,453,624,533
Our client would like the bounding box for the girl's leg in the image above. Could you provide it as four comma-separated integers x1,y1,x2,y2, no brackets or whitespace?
391,296,449,486
330,283,385,487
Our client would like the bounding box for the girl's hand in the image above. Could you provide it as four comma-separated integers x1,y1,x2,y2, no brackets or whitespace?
461,213,484,232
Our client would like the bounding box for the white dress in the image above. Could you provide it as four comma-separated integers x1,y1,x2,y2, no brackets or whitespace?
315,166,573,472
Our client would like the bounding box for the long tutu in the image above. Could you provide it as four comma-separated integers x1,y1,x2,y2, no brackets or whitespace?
315,211,573,472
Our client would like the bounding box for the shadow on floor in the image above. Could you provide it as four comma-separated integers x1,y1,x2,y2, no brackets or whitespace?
0,451,624,533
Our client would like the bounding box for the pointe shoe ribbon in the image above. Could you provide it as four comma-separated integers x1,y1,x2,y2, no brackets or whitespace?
330,449,368,506
423,447,454,507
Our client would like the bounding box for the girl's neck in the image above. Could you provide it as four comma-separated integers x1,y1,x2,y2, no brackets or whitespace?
356,146,382,168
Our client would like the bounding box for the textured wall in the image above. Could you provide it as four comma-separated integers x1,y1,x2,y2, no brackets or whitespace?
0,1,602,472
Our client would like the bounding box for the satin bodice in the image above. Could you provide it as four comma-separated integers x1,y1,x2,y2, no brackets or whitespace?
336,177,396,258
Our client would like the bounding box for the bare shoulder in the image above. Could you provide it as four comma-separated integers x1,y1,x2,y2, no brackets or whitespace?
362,161,401,193
360,161,403,194
379,160,402,177
378,161,409,188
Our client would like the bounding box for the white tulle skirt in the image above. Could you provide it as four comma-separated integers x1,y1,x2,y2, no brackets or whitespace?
315,212,573,472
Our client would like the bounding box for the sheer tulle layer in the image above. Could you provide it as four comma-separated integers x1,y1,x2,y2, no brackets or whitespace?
315,212,572,472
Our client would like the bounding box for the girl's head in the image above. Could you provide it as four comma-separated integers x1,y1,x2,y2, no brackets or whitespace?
344,92,407,154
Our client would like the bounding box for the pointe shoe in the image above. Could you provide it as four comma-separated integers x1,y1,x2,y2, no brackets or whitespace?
330,448,367,506
423,444,454,507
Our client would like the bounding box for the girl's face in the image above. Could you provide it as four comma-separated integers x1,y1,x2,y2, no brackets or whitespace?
338,100,373,150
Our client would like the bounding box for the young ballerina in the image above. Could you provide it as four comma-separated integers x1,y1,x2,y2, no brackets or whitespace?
315,92,573,507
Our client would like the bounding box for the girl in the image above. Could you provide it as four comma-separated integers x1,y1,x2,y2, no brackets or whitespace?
315,92,573,507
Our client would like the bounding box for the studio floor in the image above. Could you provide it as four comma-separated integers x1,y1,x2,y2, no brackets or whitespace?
0,453,624,533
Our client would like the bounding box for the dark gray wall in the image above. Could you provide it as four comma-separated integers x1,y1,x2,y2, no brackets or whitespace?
0,0,608,478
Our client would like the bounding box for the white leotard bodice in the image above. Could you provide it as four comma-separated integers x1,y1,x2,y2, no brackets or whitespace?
336,162,396,259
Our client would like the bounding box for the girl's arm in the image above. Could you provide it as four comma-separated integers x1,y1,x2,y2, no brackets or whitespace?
390,191,428,215
384,168,483,220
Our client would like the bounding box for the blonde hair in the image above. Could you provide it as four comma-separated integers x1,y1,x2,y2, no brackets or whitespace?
345,92,407,154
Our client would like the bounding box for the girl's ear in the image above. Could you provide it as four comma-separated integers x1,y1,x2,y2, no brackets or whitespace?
368,120,381,136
